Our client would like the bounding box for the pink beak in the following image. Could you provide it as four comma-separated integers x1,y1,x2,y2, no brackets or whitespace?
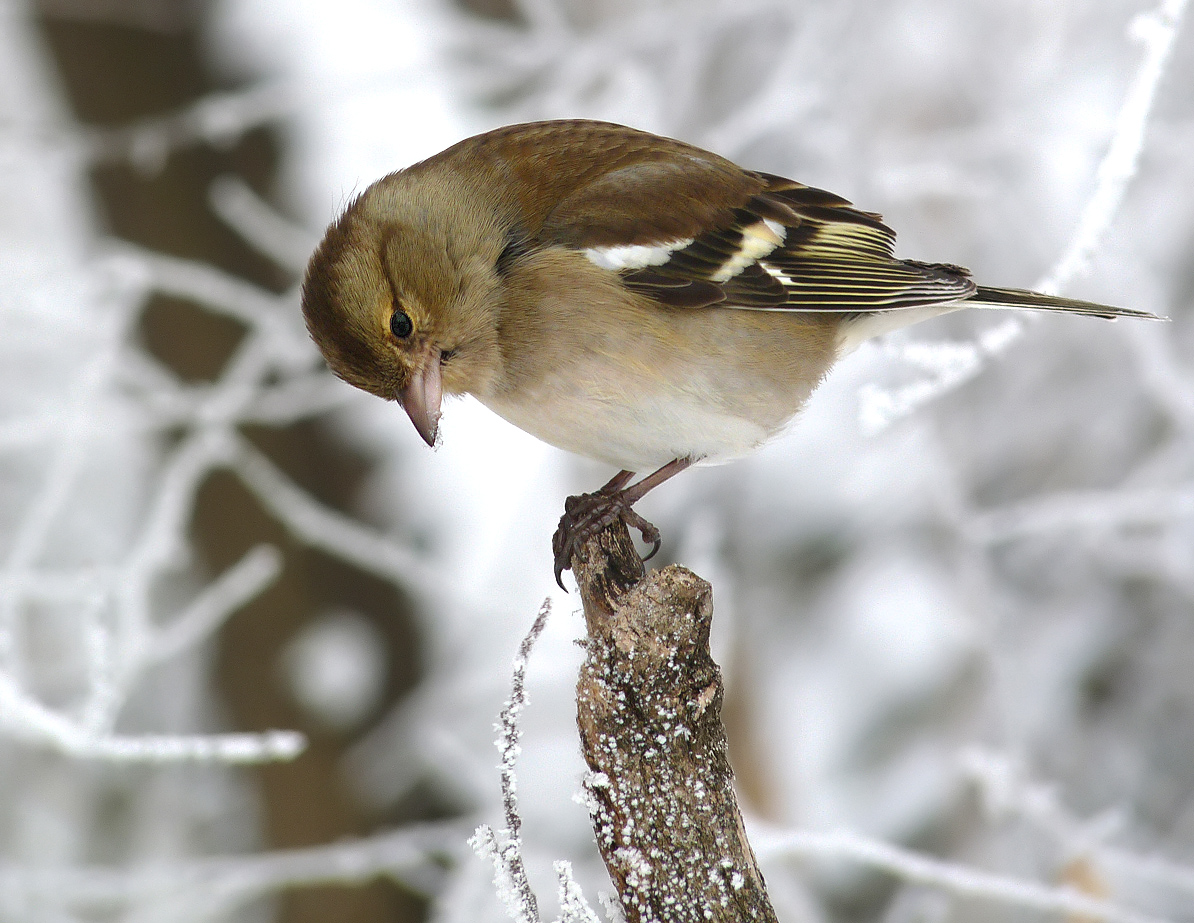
397,345,443,447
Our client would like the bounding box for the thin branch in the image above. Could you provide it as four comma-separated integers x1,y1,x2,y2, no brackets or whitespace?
470,599,553,923
228,434,452,597
208,175,317,275
501,600,551,919
0,821,465,911
860,0,1186,432
149,544,283,665
0,354,118,664
104,243,303,348
755,827,1176,923
76,72,440,174
0,670,304,763
966,483,1194,544
83,83,297,173
553,860,602,923
961,747,1194,905
59,729,306,763
1037,0,1188,295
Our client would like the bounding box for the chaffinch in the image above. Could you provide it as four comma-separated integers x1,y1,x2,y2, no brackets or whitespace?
301,119,1155,586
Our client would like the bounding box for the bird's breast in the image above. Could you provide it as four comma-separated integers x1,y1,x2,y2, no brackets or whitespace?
477,250,842,471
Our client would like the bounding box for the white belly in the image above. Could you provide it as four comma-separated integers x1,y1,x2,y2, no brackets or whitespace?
481,249,840,471
481,383,773,472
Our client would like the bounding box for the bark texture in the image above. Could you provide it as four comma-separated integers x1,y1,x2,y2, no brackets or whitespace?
572,521,778,922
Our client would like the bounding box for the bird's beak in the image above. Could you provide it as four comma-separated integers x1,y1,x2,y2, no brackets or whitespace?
397,344,443,447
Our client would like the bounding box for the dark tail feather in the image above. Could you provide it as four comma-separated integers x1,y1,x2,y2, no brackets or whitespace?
969,285,1163,320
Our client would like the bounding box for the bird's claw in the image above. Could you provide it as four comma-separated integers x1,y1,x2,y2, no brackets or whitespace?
552,490,661,589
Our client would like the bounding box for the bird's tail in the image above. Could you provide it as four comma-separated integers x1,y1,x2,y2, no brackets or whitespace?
968,286,1163,320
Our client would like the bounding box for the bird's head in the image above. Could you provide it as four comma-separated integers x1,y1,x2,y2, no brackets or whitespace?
301,170,507,446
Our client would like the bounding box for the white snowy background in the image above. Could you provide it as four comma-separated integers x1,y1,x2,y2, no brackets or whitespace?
2,0,1194,920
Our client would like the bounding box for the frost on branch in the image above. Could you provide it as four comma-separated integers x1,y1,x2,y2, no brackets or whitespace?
571,522,777,923
859,0,1187,432
472,601,613,923
471,600,551,923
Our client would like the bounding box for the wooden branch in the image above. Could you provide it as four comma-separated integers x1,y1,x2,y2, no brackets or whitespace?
571,521,778,923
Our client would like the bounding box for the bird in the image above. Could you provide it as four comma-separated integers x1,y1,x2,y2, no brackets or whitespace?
301,119,1157,587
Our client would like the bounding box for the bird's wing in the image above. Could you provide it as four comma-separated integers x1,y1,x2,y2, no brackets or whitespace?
454,120,972,312
459,121,1148,317
542,153,976,312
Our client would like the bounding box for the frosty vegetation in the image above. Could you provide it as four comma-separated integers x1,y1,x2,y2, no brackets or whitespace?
3,0,1194,921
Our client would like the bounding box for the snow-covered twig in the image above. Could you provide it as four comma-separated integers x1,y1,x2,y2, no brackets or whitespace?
859,0,1186,432
149,544,283,665
84,82,297,174
962,748,1194,908
967,483,1194,544
756,827,1175,923
0,820,465,913
553,860,602,923
0,665,304,762
208,174,318,274
106,244,303,345
228,435,454,596
470,599,552,923
76,69,442,174
1037,0,1188,296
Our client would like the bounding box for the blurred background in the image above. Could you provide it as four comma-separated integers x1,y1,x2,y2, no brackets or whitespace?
2,0,1193,920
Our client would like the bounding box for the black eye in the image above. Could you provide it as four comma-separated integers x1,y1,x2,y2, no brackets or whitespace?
390,310,413,339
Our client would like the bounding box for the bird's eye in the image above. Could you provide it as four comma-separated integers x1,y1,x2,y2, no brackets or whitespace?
390,309,413,339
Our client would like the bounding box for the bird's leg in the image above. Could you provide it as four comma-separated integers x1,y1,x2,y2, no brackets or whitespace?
553,457,694,588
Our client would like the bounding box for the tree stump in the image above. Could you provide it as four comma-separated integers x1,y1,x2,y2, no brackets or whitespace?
570,521,778,922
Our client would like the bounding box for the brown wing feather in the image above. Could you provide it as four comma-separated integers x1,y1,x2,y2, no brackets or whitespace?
421,119,764,247
432,121,976,312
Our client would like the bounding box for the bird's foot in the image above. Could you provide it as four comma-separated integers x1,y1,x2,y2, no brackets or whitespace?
552,486,660,590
